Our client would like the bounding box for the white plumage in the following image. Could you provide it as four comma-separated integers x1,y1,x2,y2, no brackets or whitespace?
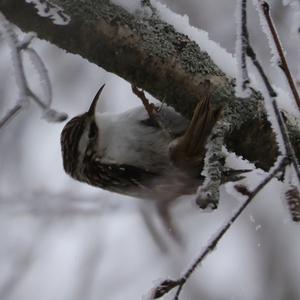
93,106,188,172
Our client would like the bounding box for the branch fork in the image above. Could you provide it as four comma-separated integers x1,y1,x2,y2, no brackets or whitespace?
0,12,67,130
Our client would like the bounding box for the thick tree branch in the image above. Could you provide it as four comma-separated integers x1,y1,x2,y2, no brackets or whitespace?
0,0,299,169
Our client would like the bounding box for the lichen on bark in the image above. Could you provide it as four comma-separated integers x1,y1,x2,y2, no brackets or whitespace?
0,0,299,170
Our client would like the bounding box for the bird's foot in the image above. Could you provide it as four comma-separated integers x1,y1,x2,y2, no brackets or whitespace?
131,85,159,120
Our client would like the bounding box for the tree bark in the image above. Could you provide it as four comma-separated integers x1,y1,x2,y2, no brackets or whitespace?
0,0,299,170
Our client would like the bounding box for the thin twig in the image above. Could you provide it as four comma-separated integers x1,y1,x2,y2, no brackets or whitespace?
25,47,53,107
235,0,251,96
0,103,22,129
248,1,300,218
172,161,288,300
153,158,289,299
240,1,300,184
0,12,27,97
0,12,67,130
258,0,300,110
195,119,227,210
272,99,300,181
240,0,250,90
26,88,47,110
152,2,300,298
244,30,300,183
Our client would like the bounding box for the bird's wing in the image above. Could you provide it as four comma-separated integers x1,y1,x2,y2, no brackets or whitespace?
87,159,160,191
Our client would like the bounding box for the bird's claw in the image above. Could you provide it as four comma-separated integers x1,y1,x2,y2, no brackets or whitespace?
131,85,159,120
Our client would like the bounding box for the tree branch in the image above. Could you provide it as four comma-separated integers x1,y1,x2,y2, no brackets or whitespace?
152,157,289,299
255,0,300,110
0,11,67,128
0,0,299,169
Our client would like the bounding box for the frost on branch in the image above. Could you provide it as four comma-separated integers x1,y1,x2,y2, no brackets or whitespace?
235,0,251,98
252,0,281,66
25,0,70,25
26,47,53,106
0,12,67,129
241,0,300,216
149,1,300,298
253,0,300,112
150,279,181,299
246,1,300,218
195,119,227,210
284,165,300,222
111,0,154,18
0,12,27,99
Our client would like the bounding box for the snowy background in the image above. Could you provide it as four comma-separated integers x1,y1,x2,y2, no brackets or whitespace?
0,0,300,299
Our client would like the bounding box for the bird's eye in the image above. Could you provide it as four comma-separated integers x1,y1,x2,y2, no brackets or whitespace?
89,121,97,139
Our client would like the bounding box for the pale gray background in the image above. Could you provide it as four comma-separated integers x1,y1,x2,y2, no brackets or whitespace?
0,0,299,299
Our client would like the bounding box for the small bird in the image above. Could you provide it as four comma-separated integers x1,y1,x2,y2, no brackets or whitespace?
61,82,219,241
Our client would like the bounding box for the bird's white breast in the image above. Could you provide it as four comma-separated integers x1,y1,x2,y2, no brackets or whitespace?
94,106,173,172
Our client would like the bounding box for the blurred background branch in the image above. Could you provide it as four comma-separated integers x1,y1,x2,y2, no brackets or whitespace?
0,11,67,129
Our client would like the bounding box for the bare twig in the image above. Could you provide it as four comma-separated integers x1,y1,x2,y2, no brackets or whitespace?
152,158,289,299
152,2,300,298
195,119,227,210
242,16,300,183
247,1,300,220
235,0,251,96
236,1,300,185
0,12,67,130
25,47,53,107
0,103,22,129
255,0,300,111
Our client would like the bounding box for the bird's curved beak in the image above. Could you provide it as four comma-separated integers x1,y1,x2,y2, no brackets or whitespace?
88,84,105,116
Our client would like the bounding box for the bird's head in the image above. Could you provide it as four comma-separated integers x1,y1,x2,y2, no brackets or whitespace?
60,84,105,178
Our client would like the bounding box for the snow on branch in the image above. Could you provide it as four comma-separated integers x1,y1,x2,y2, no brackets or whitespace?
1,0,300,169
235,0,251,97
235,1,300,189
253,0,300,111
0,11,67,130
237,0,300,223
150,158,290,300
195,119,227,210
148,1,300,298
242,1,300,183
25,0,70,25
